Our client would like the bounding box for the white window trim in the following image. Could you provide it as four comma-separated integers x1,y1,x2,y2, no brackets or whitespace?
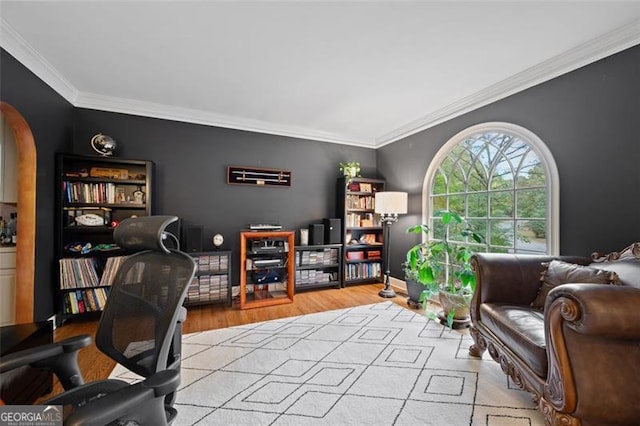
421,122,560,255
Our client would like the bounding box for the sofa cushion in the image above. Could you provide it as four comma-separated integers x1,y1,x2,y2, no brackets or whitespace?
479,303,547,378
530,260,618,310
590,258,640,288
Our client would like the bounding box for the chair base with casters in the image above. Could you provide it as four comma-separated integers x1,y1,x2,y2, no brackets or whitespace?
0,216,196,425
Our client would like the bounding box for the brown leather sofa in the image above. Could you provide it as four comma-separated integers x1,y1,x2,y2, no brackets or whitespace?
468,243,640,426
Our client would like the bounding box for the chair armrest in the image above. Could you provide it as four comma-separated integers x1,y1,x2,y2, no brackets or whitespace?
0,335,92,390
546,284,640,339
65,369,180,426
0,335,91,371
0,344,62,373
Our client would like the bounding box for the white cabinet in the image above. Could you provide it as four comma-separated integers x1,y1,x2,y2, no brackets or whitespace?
0,113,18,203
0,247,16,325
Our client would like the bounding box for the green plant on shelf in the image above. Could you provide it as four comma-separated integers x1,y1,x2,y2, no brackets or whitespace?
339,161,361,179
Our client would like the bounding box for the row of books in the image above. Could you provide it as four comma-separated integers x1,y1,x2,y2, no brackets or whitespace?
295,270,338,285
59,257,100,289
195,254,229,273
345,262,382,281
59,256,127,289
186,275,229,302
63,288,110,315
296,248,339,266
64,181,123,204
99,256,128,286
346,194,376,210
345,213,380,228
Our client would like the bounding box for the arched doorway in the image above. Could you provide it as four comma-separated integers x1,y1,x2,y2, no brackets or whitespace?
1,102,36,324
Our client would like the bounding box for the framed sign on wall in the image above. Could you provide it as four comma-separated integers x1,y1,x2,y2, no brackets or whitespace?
227,165,291,187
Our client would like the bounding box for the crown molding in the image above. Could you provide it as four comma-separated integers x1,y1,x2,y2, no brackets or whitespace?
2,16,638,149
0,19,78,104
376,19,640,148
75,92,375,148
1,17,373,147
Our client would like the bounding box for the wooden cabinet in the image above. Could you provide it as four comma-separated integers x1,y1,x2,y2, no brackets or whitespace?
0,113,17,203
337,177,385,285
239,230,294,309
185,251,232,307
55,153,153,321
294,244,342,290
0,247,16,326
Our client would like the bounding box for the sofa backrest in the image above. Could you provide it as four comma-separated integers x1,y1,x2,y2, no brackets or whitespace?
589,243,640,288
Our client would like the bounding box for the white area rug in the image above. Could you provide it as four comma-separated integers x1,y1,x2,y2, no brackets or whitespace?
110,301,544,425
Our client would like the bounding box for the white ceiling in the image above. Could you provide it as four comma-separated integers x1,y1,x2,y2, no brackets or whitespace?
1,1,639,148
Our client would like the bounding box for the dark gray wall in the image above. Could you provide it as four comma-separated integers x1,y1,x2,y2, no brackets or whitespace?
3,42,638,318
378,45,640,280
72,109,376,285
1,49,75,321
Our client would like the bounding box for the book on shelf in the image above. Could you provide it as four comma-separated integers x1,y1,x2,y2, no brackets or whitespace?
64,287,110,315
95,287,108,308
76,290,86,313
68,292,78,314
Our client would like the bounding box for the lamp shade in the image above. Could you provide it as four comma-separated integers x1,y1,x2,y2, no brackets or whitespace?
375,191,408,215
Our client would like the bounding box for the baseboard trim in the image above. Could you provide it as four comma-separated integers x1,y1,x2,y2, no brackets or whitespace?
389,276,412,300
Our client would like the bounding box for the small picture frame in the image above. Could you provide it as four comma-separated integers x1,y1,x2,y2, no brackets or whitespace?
116,188,126,203
360,183,372,193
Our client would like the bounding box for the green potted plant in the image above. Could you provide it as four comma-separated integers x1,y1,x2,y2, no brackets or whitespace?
404,211,484,327
339,161,361,180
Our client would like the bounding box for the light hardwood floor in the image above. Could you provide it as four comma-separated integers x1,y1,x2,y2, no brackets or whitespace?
39,283,410,402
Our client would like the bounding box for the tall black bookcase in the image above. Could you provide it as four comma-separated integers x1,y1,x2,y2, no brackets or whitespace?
55,153,153,321
336,177,385,286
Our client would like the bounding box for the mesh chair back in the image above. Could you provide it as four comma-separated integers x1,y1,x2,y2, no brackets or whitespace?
96,216,196,378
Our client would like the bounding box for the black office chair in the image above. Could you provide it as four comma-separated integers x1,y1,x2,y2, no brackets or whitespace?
0,215,196,425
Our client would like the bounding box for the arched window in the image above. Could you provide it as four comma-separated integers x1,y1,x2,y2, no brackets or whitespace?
423,122,559,255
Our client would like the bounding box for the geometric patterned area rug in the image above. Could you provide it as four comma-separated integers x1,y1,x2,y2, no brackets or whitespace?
110,301,544,425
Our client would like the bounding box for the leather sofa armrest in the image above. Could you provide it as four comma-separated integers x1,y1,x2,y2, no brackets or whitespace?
545,283,640,339
544,283,640,420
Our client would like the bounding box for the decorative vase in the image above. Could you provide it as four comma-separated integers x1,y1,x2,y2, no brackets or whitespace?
405,279,426,304
438,290,470,320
